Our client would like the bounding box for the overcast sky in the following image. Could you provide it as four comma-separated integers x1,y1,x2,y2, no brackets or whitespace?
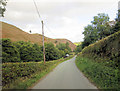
1,0,119,42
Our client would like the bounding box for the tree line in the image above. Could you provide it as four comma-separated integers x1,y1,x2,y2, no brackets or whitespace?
75,11,120,54
2,39,71,63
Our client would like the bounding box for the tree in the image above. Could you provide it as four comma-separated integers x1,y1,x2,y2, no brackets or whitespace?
82,13,111,48
56,42,71,55
29,30,32,33
65,42,71,53
56,43,66,51
74,44,82,54
83,25,98,47
0,0,7,17
14,41,43,62
112,10,120,33
2,39,20,62
112,22,120,33
45,43,61,61
32,43,43,62
91,13,110,39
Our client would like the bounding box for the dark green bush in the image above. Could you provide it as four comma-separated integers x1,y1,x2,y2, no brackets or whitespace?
81,31,120,68
2,39,72,62
2,61,57,86
74,44,82,54
14,41,43,62
56,42,71,55
2,39,20,62
45,43,61,61
2,55,74,88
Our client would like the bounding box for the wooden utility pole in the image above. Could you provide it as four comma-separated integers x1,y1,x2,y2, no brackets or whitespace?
41,20,45,64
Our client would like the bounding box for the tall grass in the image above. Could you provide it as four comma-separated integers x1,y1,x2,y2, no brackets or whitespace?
75,55,119,91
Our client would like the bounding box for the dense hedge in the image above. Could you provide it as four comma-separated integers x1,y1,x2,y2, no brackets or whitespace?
2,55,74,88
81,31,120,68
2,61,56,87
76,31,120,90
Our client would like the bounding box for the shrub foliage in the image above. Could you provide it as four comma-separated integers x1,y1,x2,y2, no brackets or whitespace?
81,31,120,68
2,55,74,89
76,31,120,90
2,39,20,62
2,39,72,62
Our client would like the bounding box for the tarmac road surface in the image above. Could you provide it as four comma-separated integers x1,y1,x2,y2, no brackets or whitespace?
32,56,97,89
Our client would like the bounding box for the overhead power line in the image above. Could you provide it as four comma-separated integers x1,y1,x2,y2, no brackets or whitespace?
33,0,42,21
33,0,45,64
33,0,56,37
44,23,56,36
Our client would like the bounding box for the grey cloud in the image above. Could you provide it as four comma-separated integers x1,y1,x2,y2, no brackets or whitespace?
2,0,117,42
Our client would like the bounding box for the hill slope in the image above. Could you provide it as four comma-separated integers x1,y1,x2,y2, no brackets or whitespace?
74,42,82,46
0,21,76,51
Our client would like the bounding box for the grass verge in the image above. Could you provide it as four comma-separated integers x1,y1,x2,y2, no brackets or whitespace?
75,55,119,91
2,55,74,89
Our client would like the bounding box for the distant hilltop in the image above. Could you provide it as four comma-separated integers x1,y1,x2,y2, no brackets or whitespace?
74,42,82,46
0,21,76,51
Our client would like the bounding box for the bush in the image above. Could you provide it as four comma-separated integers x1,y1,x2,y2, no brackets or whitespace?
56,42,71,55
45,43,61,61
2,39,72,62
76,31,120,90
74,44,82,54
14,41,43,62
81,31,120,68
2,39,20,62
2,61,57,87
2,55,74,88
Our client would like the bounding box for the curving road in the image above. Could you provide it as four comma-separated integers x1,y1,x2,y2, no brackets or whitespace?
32,56,97,89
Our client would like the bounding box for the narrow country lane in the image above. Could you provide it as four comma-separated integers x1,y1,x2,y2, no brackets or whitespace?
32,56,98,89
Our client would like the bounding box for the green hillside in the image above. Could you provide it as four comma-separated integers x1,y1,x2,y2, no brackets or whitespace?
74,42,82,46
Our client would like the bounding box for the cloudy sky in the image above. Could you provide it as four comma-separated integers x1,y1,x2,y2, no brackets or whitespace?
1,0,119,42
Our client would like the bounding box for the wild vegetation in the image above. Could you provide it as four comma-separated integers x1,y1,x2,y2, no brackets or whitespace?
81,31,120,68
76,31,120,90
2,55,74,89
76,56,119,90
0,0,7,17
76,12,120,90
2,38,72,63
2,38,73,89
74,42,82,46
74,44,82,54
81,13,117,49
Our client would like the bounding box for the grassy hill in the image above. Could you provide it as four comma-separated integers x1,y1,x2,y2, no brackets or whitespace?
0,21,76,51
74,42,82,46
